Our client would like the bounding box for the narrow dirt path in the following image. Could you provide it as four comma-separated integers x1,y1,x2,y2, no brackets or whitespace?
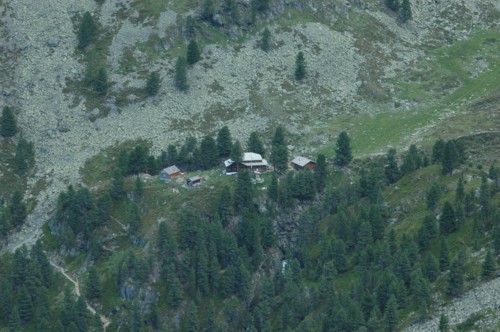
49,260,111,329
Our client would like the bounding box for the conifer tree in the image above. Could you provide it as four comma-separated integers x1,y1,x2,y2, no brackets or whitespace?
8,306,21,332
271,126,288,173
261,28,271,52
335,131,353,167
400,0,412,22
295,51,306,81
175,56,189,91
314,153,328,192
145,71,160,96
385,148,400,184
217,186,232,227
18,286,33,322
481,250,496,280
268,172,279,202
9,190,27,228
439,201,456,234
86,266,102,299
439,238,450,271
426,182,441,210
95,68,108,96
439,314,449,332
216,126,233,158
110,168,125,200
447,258,464,296
247,131,265,157
432,138,445,164
384,295,398,331
199,136,219,169
234,170,254,211
230,140,243,171
186,40,201,65
14,138,34,176
0,106,17,137
385,0,400,11
78,12,97,48
201,0,215,22
423,254,439,282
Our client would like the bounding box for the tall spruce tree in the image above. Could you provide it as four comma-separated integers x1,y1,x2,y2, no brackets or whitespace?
295,51,306,81
175,56,189,91
385,148,400,184
186,40,201,65
78,12,97,48
1,106,17,137
247,131,265,157
481,250,496,280
385,0,400,11
314,154,328,192
271,126,288,173
216,126,233,158
335,131,353,167
439,201,456,234
95,68,108,96
261,28,271,52
400,0,412,22
145,71,160,96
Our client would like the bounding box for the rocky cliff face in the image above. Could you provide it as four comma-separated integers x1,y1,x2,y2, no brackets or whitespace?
0,0,497,248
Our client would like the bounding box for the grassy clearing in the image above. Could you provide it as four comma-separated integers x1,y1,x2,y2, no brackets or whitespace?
318,28,500,158
80,140,150,186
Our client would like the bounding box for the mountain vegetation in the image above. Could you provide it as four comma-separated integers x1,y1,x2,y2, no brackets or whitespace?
0,0,499,331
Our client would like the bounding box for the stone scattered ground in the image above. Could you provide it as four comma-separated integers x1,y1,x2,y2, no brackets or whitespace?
405,276,500,331
0,1,499,327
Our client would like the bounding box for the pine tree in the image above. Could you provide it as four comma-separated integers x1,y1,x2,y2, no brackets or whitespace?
385,0,400,12
335,131,353,167
261,28,271,52
217,126,233,158
9,190,27,228
185,302,199,332
145,71,160,96
447,258,464,296
426,182,441,210
186,40,201,65
481,250,496,280
225,0,240,24
174,56,189,91
134,176,143,200
439,238,450,271
314,153,328,192
271,126,288,173
455,177,465,204
440,201,456,234
234,170,254,212
199,136,219,169
432,138,445,164
384,295,398,331
423,254,439,282
78,12,97,48
18,286,33,322
441,140,457,175
268,172,279,202
8,306,21,332
110,168,125,200
14,138,34,176
86,266,102,299
230,140,243,170
201,0,215,22
385,148,400,184
400,0,412,22
217,186,232,227
295,51,306,81
95,68,108,96
247,131,265,157
1,106,17,137
439,314,449,332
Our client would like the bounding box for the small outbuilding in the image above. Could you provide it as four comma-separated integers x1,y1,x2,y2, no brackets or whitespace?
291,156,316,171
187,176,202,187
160,165,182,182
